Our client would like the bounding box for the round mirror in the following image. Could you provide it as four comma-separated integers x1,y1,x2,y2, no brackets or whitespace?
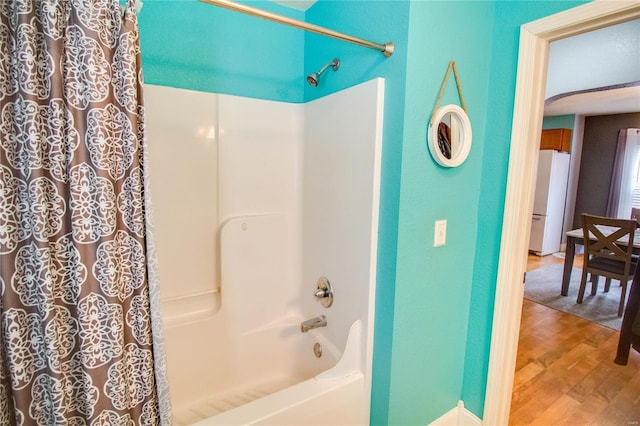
428,104,472,167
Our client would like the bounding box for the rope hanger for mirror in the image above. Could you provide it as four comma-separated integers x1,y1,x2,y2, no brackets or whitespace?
430,61,468,127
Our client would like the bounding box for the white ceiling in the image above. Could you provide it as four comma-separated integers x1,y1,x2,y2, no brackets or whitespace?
544,84,640,116
544,19,639,117
271,0,316,11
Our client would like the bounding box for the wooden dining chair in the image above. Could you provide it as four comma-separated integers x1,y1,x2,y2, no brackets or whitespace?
578,214,637,317
632,207,640,227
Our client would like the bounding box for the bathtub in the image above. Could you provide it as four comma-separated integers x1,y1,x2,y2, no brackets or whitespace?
162,212,371,425
168,319,366,425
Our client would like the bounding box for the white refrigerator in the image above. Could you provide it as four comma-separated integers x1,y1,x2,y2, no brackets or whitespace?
529,150,570,256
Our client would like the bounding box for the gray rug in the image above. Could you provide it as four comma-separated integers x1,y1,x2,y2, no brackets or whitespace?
524,263,628,330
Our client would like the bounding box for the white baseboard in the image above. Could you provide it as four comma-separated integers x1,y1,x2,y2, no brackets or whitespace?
429,401,482,426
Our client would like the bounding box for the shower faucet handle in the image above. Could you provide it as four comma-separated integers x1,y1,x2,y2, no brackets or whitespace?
314,276,333,308
314,288,330,299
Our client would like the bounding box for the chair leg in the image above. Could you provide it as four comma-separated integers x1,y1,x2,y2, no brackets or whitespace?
604,278,612,292
618,280,628,317
577,270,589,304
590,274,599,296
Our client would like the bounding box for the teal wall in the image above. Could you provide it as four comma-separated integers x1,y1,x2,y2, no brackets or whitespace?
543,114,576,130
138,1,589,424
389,1,494,423
139,0,305,102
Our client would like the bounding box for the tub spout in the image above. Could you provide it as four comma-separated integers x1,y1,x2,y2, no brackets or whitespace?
300,315,327,333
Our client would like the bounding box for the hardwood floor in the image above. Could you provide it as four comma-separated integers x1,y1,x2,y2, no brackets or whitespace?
508,254,640,425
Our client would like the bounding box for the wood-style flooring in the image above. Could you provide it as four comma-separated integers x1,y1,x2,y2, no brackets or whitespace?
508,254,640,425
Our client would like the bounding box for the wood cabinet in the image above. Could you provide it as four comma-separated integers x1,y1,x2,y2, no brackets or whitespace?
540,128,572,152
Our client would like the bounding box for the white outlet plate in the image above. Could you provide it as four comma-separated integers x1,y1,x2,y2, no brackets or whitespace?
434,220,447,247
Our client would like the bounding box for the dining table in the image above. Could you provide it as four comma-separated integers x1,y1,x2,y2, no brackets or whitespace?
561,226,640,296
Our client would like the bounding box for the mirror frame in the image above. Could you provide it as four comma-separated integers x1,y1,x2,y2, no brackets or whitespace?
428,104,472,167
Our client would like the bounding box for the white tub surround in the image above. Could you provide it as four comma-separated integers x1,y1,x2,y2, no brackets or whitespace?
145,78,385,425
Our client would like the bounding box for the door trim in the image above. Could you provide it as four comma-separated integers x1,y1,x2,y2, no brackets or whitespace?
482,2,640,424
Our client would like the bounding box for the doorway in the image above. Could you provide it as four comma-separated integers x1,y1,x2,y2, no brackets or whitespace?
483,2,640,424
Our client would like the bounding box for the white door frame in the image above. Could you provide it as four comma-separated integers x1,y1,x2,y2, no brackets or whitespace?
482,2,640,424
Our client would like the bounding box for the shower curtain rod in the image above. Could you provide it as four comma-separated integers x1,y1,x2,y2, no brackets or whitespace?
198,0,394,58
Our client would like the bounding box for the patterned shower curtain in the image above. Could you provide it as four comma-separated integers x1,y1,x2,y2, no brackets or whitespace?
0,1,171,424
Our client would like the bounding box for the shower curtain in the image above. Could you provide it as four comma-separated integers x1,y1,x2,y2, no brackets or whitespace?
0,1,170,424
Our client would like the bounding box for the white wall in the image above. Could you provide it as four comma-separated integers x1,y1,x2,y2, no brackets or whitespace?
146,85,303,326
147,80,383,336
300,78,384,385
145,86,303,409
145,85,220,323
561,115,585,247
217,94,302,330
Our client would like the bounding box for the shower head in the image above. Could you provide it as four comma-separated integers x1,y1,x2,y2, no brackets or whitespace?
306,58,340,87
306,73,320,87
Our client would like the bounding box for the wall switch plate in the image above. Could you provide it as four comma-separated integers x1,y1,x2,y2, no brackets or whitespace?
434,220,447,247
